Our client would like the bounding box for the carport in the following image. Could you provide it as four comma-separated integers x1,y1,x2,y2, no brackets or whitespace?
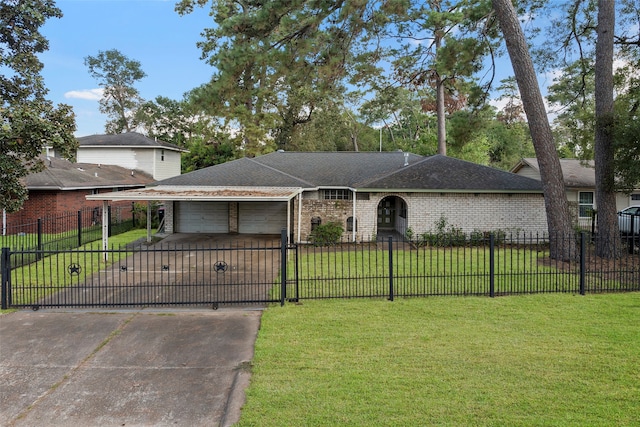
87,185,303,255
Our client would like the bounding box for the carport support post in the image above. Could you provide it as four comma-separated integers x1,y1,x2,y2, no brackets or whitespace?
280,228,287,306
102,200,109,262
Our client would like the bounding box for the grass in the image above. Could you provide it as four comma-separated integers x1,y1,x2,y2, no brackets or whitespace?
238,294,640,426
5,229,149,306
290,244,638,299
0,225,101,251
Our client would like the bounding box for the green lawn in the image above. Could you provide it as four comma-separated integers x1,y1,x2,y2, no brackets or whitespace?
238,294,640,426
290,244,638,298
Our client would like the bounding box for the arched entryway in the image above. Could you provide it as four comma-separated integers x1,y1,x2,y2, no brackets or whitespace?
377,196,407,240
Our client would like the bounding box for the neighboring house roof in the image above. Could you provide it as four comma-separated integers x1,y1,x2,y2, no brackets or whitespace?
77,132,186,152
511,158,596,188
25,155,154,190
153,151,542,193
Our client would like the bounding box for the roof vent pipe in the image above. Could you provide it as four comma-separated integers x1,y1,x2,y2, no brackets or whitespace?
403,152,409,167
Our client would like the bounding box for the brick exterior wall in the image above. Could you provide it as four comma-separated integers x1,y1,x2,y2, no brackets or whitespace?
297,198,355,240
293,192,548,242
164,202,174,234
2,190,134,234
229,202,239,233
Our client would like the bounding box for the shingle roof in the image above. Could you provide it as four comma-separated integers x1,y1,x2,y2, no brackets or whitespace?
362,155,543,192
154,151,542,193
517,158,595,188
77,132,184,152
154,157,313,188
26,156,154,190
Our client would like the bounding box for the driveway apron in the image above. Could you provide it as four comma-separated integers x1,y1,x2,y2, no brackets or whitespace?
0,308,261,426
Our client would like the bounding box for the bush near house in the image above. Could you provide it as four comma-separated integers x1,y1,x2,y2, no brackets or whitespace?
310,222,344,246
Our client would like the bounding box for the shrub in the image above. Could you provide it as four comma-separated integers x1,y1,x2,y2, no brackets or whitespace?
418,215,465,247
310,221,344,246
415,216,506,247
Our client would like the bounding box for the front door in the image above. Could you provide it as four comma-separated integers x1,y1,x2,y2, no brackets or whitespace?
377,197,396,230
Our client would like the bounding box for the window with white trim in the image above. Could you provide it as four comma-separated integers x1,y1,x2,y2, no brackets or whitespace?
578,191,594,217
323,189,351,200
631,193,640,201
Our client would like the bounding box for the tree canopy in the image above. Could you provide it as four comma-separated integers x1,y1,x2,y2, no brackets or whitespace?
84,49,147,134
1,0,77,213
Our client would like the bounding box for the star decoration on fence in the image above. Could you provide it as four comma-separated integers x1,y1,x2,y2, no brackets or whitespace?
214,261,228,273
68,263,81,276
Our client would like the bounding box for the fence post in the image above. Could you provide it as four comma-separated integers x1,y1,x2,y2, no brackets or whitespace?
280,228,287,306
293,242,300,303
77,210,82,247
36,218,43,261
388,236,394,301
580,232,586,295
1,247,10,309
489,233,495,298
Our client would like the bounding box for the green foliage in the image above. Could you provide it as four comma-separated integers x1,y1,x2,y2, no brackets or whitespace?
416,215,506,247
309,222,344,246
612,52,640,194
84,49,146,133
181,137,236,173
176,0,356,154
132,202,161,229
0,0,77,213
418,215,466,247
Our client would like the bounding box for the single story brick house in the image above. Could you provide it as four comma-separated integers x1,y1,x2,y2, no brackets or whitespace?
2,155,153,233
89,151,546,242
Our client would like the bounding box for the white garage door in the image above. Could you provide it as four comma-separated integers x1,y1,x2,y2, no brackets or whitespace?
239,202,287,234
175,201,228,233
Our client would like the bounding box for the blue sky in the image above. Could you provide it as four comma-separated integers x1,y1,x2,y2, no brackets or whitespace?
40,0,215,136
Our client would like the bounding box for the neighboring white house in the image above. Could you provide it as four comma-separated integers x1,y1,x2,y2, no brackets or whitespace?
511,158,640,228
76,133,185,180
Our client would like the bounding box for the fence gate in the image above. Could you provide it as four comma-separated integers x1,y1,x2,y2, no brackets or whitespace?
2,235,288,310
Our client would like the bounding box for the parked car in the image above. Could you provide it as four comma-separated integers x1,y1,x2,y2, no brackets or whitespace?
618,205,640,235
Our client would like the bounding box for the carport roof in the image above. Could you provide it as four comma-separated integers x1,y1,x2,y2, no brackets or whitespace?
86,186,302,202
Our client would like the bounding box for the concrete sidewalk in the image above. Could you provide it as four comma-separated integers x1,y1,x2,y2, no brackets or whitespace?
0,308,262,426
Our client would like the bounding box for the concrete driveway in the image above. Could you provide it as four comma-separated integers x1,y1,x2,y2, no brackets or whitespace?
0,308,261,426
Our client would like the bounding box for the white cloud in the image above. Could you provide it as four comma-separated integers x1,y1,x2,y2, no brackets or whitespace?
64,88,103,101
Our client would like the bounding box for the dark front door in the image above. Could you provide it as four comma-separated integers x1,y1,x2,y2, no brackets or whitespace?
377,197,396,230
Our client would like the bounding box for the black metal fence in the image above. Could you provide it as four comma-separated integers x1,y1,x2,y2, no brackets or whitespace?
0,206,135,262
287,233,639,301
2,237,285,310
2,231,638,310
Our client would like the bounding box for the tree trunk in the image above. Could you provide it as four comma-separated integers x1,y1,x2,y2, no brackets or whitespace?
492,0,577,260
435,33,447,156
594,0,619,258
